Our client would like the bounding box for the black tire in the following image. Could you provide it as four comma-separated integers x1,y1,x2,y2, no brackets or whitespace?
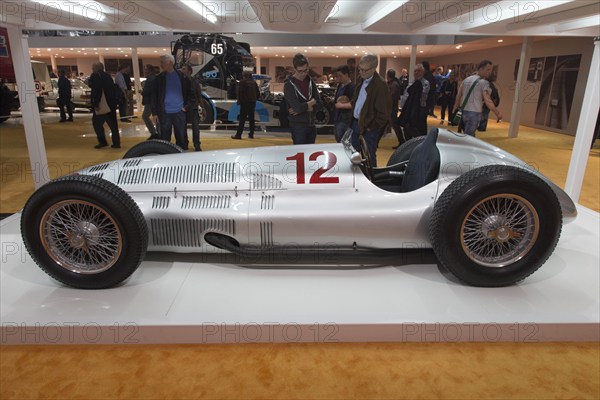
123,139,184,159
198,97,214,124
21,175,148,289
37,97,45,112
315,106,331,125
0,105,9,123
387,136,425,166
429,165,562,287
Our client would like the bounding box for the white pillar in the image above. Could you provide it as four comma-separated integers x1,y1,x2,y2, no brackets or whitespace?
255,55,261,74
131,47,142,113
564,37,600,203
6,25,49,189
49,54,57,75
508,37,533,138
408,46,417,84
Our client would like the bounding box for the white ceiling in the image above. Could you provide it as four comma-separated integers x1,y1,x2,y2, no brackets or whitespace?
3,0,598,36
5,0,600,61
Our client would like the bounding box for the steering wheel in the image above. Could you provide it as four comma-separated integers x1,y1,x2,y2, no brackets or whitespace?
359,134,374,181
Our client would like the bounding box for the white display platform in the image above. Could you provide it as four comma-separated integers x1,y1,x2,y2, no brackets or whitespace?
1,206,599,344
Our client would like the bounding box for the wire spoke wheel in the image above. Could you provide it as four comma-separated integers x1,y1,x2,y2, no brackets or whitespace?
40,200,123,274
461,194,539,268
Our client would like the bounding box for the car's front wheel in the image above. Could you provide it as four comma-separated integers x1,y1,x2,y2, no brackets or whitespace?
429,165,562,287
21,175,148,289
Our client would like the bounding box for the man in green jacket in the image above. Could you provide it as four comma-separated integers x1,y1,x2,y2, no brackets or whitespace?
349,54,391,167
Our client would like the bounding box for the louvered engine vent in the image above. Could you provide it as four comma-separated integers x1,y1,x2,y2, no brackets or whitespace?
181,195,231,209
252,174,283,190
117,163,238,185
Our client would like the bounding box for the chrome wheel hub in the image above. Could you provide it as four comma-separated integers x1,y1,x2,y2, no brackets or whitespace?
461,194,539,268
40,200,122,274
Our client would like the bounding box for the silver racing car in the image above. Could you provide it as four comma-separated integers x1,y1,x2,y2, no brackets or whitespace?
21,128,577,289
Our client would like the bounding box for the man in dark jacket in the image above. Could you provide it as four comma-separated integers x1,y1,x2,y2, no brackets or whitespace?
152,54,195,149
232,70,260,140
142,64,159,139
332,64,355,142
422,61,437,117
88,62,120,148
57,69,73,122
349,54,390,167
398,64,430,142
283,53,323,145
181,64,202,150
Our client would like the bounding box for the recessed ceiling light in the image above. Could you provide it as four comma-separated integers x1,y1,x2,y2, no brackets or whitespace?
105,48,109,50
320,50,324,53
339,46,343,49
304,50,308,52
393,56,397,58
84,53,87,55
263,47,267,49
405,47,409,50
392,52,395,54
497,39,503,43
47,48,51,51
70,48,74,50
354,53,358,56
419,50,423,53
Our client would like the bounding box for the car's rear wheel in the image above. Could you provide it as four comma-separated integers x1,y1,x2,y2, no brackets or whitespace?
198,97,214,124
315,106,331,125
123,139,184,159
429,165,562,287
21,175,148,289
387,136,425,166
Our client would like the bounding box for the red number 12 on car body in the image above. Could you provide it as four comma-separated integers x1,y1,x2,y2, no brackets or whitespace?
286,152,339,184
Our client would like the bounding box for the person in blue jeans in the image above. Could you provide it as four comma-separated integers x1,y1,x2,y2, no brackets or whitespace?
283,53,323,145
332,64,355,142
152,54,195,149
453,60,503,137
349,54,391,168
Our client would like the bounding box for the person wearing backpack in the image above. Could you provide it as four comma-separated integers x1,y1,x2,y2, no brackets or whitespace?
478,75,500,131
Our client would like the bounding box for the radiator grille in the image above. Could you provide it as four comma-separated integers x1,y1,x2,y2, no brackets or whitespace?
152,196,170,209
181,195,231,209
261,194,275,210
260,221,274,247
150,218,236,247
252,174,283,190
117,162,238,185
